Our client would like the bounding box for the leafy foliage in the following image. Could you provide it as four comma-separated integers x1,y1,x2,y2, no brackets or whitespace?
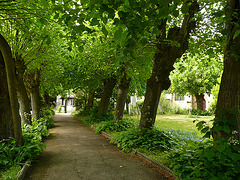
167,138,240,179
191,109,213,116
95,117,135,134
111,128,176,153
170,52,223,98
0,110,54,171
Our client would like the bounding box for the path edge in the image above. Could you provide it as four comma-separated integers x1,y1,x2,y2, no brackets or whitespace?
17,158,32,180
100,131,178,180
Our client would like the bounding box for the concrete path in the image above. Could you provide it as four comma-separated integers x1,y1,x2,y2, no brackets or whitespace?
25,114,168,180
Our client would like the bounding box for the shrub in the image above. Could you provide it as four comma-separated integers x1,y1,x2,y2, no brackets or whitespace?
22,118,50,138
191,109,213,116
167,138,240,179
39,107,55,118
95,118,135,134
111,127,176,152
0,136,45,170
89,112,114,123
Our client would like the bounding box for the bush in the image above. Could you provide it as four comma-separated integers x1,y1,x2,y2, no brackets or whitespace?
88,112,114,124
191,109,213,116
0,136,45,171
111,127,176,152
39,107,55,118
95,118,135,134
167,138,240,179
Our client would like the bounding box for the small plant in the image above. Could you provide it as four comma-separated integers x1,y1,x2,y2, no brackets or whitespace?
111,127,176,152
95,117,135,134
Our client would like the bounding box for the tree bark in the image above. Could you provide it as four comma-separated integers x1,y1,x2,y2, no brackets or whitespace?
213,0,240,141
28,70,41,119
114,72,131,120
0,34,22,145
98,76,117,114
195,93,204,110
139,1,199,129
15,59,31,124
0,51,14,140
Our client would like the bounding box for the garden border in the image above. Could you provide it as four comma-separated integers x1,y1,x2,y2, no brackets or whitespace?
100,131,177,180
17,159,32,180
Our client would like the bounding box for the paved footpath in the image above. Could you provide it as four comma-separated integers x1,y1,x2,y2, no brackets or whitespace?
25,114,168,180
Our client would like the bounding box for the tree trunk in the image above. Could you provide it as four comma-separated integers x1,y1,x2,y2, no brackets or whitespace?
85,89,95,110
0,34,22,145
0,51,14,140
29,70,41,119
98,76,117,114
114,73,131,120
43,92,51,107
195,93,204,110
213,0,240,141
139,1,199,129
139,55,168,129
15,59,31,124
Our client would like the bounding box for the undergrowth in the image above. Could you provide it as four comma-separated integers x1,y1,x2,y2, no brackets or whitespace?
0,107,54,179
95,117,135,134
111,127,176,153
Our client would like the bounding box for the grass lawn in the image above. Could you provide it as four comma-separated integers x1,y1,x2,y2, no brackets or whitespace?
124,114,214,135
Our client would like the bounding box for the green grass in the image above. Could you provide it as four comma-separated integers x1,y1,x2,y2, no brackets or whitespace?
124,114,214,136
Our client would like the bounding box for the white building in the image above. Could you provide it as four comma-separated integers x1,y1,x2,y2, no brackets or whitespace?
56,95,76,113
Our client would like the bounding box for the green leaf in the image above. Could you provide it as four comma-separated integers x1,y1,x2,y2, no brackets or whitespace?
181,5,189,14
214,125,223,132
114,27,123,41
125,0,130,7
213,10,225,17
228,152,240,162
215,144,225,152
223,125,231,133
102,26,108,37
172,9,179,17
233,29,240,39
91,18,99,26
78,46,84,52
221,29,231,35
40,0,49,8
81,0,89,5
46,37,52,45
204,148,215,160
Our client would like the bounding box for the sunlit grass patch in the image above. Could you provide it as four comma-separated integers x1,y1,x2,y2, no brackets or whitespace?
124,114,214,136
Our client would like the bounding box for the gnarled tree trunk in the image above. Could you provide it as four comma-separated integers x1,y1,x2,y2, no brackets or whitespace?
15,59,31,124
114,72,131,121
0,34,22,145
0,51,14,140
139,1,199,129
98,76,117,114
213,0,240,141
